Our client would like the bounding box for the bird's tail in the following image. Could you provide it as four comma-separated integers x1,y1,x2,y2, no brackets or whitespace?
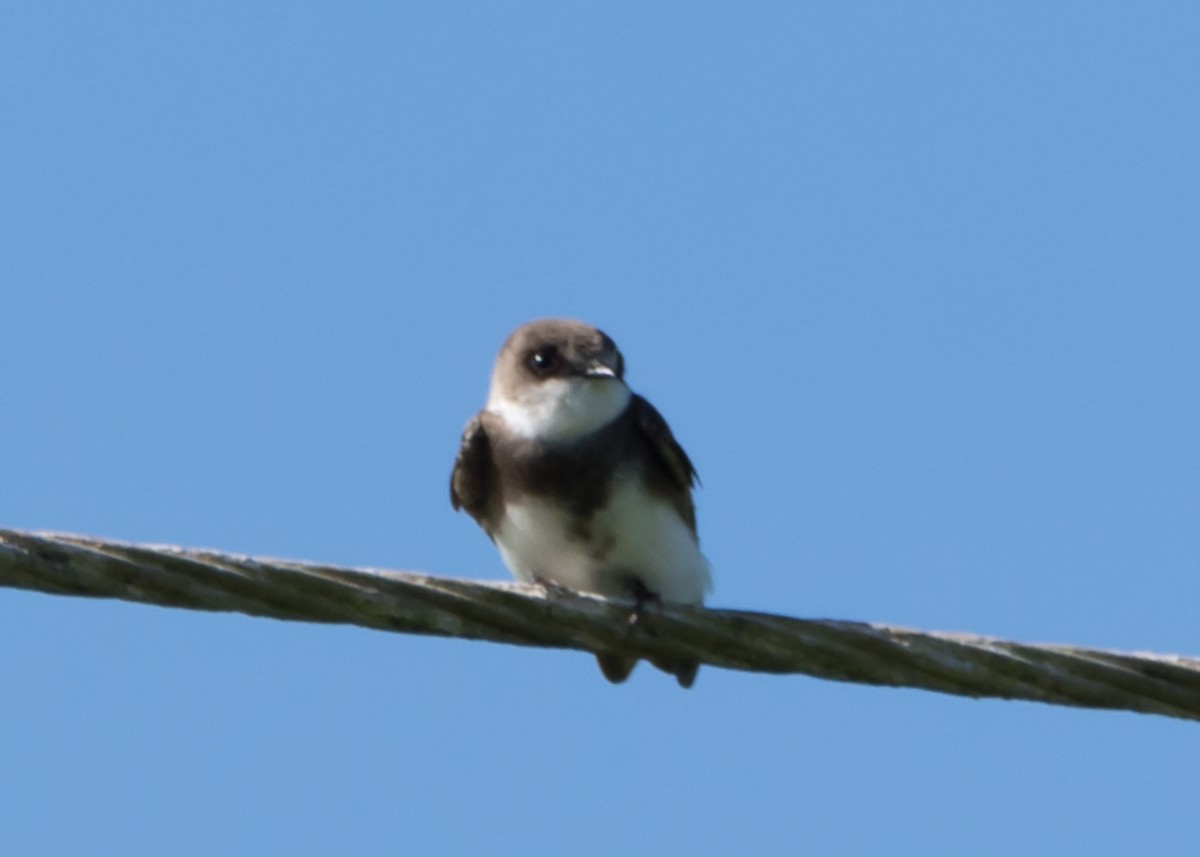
594,654,699,689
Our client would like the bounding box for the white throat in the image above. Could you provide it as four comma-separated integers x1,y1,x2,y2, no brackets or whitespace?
487,377,631,442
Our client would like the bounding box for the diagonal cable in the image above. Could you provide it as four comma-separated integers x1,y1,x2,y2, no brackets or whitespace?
2,528,1198,721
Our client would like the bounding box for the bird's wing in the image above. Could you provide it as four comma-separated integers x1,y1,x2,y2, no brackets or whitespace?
632,394,699,531
450,412,494,525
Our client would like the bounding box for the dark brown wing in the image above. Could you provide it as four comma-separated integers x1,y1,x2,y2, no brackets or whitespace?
632,394,699,532
450,412,494,526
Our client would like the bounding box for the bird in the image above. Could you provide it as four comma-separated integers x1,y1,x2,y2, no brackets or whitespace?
450,318,711,687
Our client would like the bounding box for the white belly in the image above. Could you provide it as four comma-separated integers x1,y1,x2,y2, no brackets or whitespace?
493,475,711,605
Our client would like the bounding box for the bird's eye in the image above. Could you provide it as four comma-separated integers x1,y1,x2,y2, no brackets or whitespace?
527,346,560,376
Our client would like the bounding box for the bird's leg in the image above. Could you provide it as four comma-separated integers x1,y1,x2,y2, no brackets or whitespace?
531,575,572,598
624,578,663,626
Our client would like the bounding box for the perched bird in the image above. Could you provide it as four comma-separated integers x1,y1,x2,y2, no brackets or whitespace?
450,318,711,687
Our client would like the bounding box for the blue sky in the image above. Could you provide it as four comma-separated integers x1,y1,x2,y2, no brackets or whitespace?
3,3,1199,854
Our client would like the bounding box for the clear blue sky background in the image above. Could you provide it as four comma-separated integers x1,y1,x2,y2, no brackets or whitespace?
3,4,1198,855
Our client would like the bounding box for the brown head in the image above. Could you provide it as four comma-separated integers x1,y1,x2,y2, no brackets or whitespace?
485,318,631,442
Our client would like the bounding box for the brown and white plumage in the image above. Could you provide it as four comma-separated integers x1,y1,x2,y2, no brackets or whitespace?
451,318,710,687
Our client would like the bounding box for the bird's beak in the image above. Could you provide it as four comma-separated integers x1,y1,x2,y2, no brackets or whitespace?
583,360,618,379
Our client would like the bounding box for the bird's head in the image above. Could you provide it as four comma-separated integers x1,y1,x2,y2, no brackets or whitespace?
486,318,630,442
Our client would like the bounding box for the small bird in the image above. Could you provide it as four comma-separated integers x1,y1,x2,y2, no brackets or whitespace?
450,318,711,687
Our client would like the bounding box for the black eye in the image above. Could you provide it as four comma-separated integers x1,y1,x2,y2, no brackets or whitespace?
527,346,560,376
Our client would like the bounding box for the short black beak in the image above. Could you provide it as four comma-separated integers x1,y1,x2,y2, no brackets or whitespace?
584,361,617,379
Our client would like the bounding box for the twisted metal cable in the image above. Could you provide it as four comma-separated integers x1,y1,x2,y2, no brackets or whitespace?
2,528,1198,721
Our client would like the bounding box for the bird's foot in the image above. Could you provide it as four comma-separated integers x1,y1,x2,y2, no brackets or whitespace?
531,575,572,598
624,578,663,626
